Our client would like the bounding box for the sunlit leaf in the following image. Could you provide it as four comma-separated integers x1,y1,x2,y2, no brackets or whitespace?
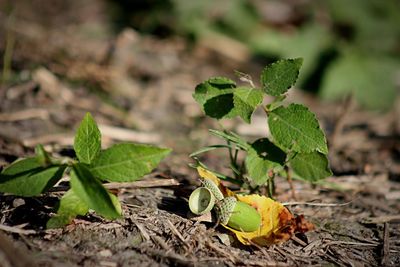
261,58,303,96
74,113,101,164
90,143,171,182
0,158,66,197
268,104,328,154
71,164,121,219
245,138,286,185
290,151,332,182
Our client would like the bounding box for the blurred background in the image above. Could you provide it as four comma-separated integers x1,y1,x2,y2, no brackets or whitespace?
2,0,400,107
0,0,399,177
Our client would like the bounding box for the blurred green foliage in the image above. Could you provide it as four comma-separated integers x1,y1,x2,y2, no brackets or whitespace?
108,0,400,110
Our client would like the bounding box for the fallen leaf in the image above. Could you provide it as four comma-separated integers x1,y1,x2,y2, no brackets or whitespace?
197,167,314,246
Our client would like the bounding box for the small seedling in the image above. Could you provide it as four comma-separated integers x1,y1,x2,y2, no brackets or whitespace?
191,58,332,197
0,113,171,228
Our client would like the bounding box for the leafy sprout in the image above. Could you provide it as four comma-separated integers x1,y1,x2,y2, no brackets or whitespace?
0,113,171,228
191,58,332,197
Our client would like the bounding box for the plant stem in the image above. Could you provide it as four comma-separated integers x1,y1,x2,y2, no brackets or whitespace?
267,176,275,199
285,166,297,200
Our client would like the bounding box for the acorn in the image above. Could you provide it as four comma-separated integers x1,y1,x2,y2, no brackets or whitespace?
188,187,215,215
217,196,261,232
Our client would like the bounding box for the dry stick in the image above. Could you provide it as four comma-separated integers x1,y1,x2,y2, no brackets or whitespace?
98,124,161,144
381,222,390,266
325,240,377,247
22,133,73,147
0,108,50,121
131,219,150,241
282,200,353,207
206,240,237,264
165,219,189,248
290,235,308,247
319,228,380,245
362,215,400,224
104,178,180,190
49,178,180,192
0,224,36,235
141,247,194,267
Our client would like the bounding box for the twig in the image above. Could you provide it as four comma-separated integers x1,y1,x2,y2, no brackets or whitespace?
0,108,50,121
361,215,400,224
131,219,150,241
282,200,353,207
291,235,308,247
165,219,188,248
0,224,36,235
325,240,378,247
152,235,171,251
206,240,237,264
22,133,73,147
98,124,161,144
141,247,193,266
381,222,390,266
319,229,379,245
104,178,180,190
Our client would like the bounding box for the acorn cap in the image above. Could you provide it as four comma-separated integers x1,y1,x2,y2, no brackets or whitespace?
202,179,224,201
188,187,216,215
218,197,261,232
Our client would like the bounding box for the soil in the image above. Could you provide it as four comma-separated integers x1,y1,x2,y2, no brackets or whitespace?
1,1,400,266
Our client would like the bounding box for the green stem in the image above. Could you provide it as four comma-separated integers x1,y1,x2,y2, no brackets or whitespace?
267,176,275,199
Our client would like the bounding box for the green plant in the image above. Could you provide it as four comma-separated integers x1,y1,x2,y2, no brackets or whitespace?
0,113,171,228
191,58,332,197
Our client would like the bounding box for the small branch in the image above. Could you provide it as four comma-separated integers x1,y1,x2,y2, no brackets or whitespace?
0,108,50,122
165,219,189,248
282,200,353,207
104,178,179,189
381,222,390,266
0,224,36,235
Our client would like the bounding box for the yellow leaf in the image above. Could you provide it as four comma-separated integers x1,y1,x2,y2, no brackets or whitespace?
197,167,235,197
196,167,314,246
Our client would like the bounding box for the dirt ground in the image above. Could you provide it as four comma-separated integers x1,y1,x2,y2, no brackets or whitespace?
1,1,400,266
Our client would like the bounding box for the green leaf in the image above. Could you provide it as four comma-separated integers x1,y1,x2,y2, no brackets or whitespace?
189,144,234,157
261,58,303,96
268,104,328,154
74,112,101,164
46,189,89,229
209,130,250,151
193,77,236,106
0,158,66,197
90,143,171,182
193,77,263,123
245,138,286,185
233,87,264,123
35,144,51,167
71,163,121,219
290,152,332,182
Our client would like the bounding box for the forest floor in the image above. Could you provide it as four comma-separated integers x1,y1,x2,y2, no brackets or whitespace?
0,1,400,266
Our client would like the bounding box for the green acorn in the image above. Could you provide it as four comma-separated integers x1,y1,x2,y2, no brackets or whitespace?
217,196,261,232
188,187,215,215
